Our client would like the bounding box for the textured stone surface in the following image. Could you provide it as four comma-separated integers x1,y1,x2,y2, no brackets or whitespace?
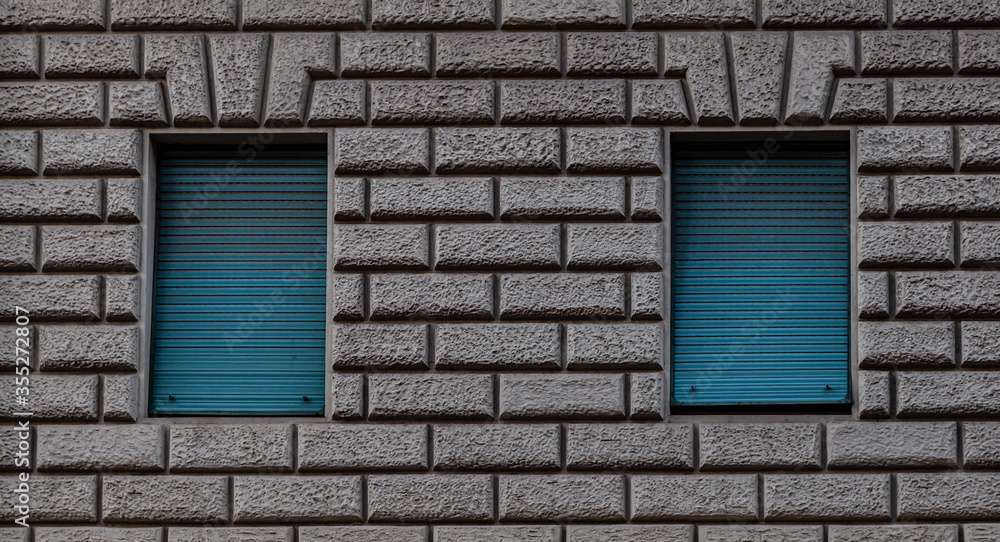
208,34,267,127
966,525,1000,542
898,473,1000,520
436,526,559,542
962,322,1000,366
857,177,889,218
830,79,888,123
568,525,693,542
45,34,139,78
434,424,560,471
499,374,625,420
567,127,663,173
565,324,662,369
0,475,95,523
333,177,365,220
332,274,364,321
567,424,692,470
436,128,560,174
0,82,104,126
335,128,429,174
857,126,953,173
663,33,734,125
372,0,494,29
500,0,624,28
38,325,138,372
0,130,37,175
499,475,625,521
341,33,429,77
334,224,428,270
109,81,168,127
859,371,891,419
630,79,690,125
105,178,141,222
893,0,1000,27
331,324,427,369
764,474,891,520
299,424,427,472
169,528,292,542
370,178,493,220
959,31,1000,74
964,423,1000,468
896,271,1000,317
367,475,493,522
331,373,364,420
785,32,854,124
858,221,954,268
500,177,626,220
309,80,366,126
895,175,1000,217
0,35,39,78
373,80,493,125
631,475,757,521
829,526,958,542
0,276,100,322
35,527,164,542
897,372,1000,417
37,425,163,472
764,0,886,26
369,273,493,320
567,223,662,270
242,0,364,29
630,177,663,220
436,33,558,76
265,33,334,127
436,224,559,270
435,324,559,370
103,476,228,523
42,225,141,272
105,274,140,322
501,80,625,124
300,526,427,542
0,0,104,30
860,30,952,75
369,374,494,420
170,425,292,472
858,321,955,367
960,126,1000,171
112,0,236,28
962,222,1000,266
0,226,34,271
700,423,822,471
701,526,823,542
895,79,1000,122
827,422,958,468
731,32,787,125
43,129,141,175
233,476,362,522
144,35,211,126
500,273,625,320
630,372,665,420
632,0,754,27
103,374,140,421
566,32,657,75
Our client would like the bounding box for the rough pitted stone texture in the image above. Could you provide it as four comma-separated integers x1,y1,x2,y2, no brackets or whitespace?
966,525,1000,542
566,33,657,75
372,0,494,29
567,424,692,470
500,177,626,220
630,372,664,420
828,525,959,542
964,423,1000,468
0,82,104,126
858,221,953,268
500,273,625,320
44,129,141,175
170,425,293,472
500,0,624,28
45,35,138,78
499,475,625,521
0,226,34,271
860,31,952,75
309,80,366,126
857,176,889,218
369,273,493,320
334,224,428,270
896,271,1000,317
106,178,141,222
0,475,96,523
331,373,363,420
335,128,429,174
785,32,854,125
895,79,1000,122
436,33,558,76
0,130,37,175
960,126,1000,171
0,530,27,542
436,526,559,542
567,127,663,173
858,321,955,368
630,79,690,125
436,224,560,271
898,473,1000,520
0,35,39,78
830,78,888,124
333,177,365,220
242,0,364,29
663,33,734,125
499,374,625,420
568,525,692,542
699,423,822,471
436,128,561,174
209,34,268,127
828,422,957,468
332,274,363,321
701,526,824,542
764,474,891,520
763,0,886,27
632,0,754,27
373,80,494,125
36,425,163,472
299,424,427,472
0,276,100,322
300,526,427,542
895,175,1000,217
112,0,236,29
103,374,139,421
501,80,625,125
37,325,138,372
0,0,104,30
370,178,493,220
857,126,953,173
233,476,362,523
959,31,1000,74
109,81,168,127
893,0,1000,26
0,326,31,372
103,476,228,523
963,322,1000,366
144,35,211,126
859,371,890,419
630,177,663,220
435,324,560,370
369,373,493,420
105,274,140,322
341,33,429,77
434,424,560,471
567,223,662,270
565,324,662,369
897,372,1000,417
730,32,787,126
42,225,141,272
169,527,293,542
367,475,493,522
331,324,426,369
265,33,334,127
34,527,164,542
631,475,757,521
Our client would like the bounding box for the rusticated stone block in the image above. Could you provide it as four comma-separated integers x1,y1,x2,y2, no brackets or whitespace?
857,176,889,218
893,0,1000,27
785,31,854,124
896,271,1000,317
208,34,268,127
35,527,163,542
436,224,559,271
433,424,560,471
897,371,1000,417
435,128,560,174
566,223,662,270
170,528,292,542
858,321,955,368
763,0,886,27
112,0,236,29
630,79,690,125
334,128,429,175
331,274,363,322
43,129,141,175
567,127,663,173
858,370,890,419
500,0,624,28
42,225,141,272
964,423,1000,468
630,372,665,420
233,476,361,523
701,526,823,542
331,373,363,420
860,30,952,75
700,423,822,471
38,325,138,372
45,34,139,78
500,177,626,220
500,273,625,320
105,178,141,222
0,276,100,322
565,32,657,75
308,80,366,126
103,475,228,523
631,475,757,521
300,526,427,542
565,324,662,369
568,525,693,542
333,177,365,220
299,423,427,472
828,422,957,468
103,374,140,422
367,475,493,522
105,275,140,322
830,79,888,124
0,35,39,78
0,226,34,271
499,475,625,521
333,224,428,271
567,424,692,471
857,221,954,267
436,33,558,76
435,324,560,370
242,0,364,29
663,33,733,125
0,475,95,523
898,473,1000,520
369,273,493,320
763,474,891,520
499,374,625,420
731,32,787,125
340,33,429,77
630,177,663,220
894,78,1000,122
368,374,493,420
895,175,1000,218
857,126,953,173
632,0,754,28
144,35,211,126
436,527,558,542
331,324,427,369
372,80,494,125
370,178,493,220
36,425,163,472
501,80,625,125
372,0,494,29
0,0,104,30
959,31,1000,74
960,125,1000,171
829,525,958,542
0,130,37,175
170,425,293,472
962,322,1000,366
265,33,334,127
109,81,167,127
0,82,104,126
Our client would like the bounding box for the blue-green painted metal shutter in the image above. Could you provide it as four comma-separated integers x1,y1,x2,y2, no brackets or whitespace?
151,145,327,416
671,141,850,407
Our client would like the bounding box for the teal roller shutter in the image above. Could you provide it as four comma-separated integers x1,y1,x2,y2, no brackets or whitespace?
671,141,851,407
151,145,327,416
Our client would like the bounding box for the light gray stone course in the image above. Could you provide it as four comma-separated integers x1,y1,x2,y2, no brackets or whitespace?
499,475,625,521
566,324,662,369
368,373,494,420
567,127,663,173
436,128,561,174
435,324,560,370
436,33,558,76
105,178,141,222
633,0,754,28
242,0,364,29
958,31,1000,74
44,129,141,175
500,177,626,220
858,370,891,419
0,35,39,78
308,80,366,126
860,30,952,75
169,528,292,542
105,274,140,322
0,130,37,175
897,371,1000,417
300,526,427,542
764,474,891,520
331,373,363,419
960,126,1000,171
567,424,692,470
436,526,559,542
372,80,493,125
0,226,34,271
663,33,734,125
630,177,663,220
0,0,104,30
857,176,889,218
112,0,236,28
144,34,211,126
0,529,27,542
962,322,1000,366
830,78,888,123
109,81,168,127
895,175,1000,217
41,225,141,272
46,35,139,78
701,526,823,542
333,224,428,270
369,273,493,320
36,425,163,472
35,527,163,542
436,224,560,271
38,325,138,371
0,82,103,126
895,78,1000,122
333,177,365,220
567,223,662,270
763,0,886,27
499,374,625,420
700,423,822,471
898,473,1000,520
631,475,758,521
102,475,228,523
829,525,958,542
964,423,1000,468
501,80,625,124
500,0,625,28
893,0,1000,27
370,178,493,220
433,424,561,471
372,0,494,29
335,128,429,174
630,79,690,125
265,33,334,127
0,475,95,523
367,474,493,522
731,32,787,125
857,126,953,173
170,425,293,472
209,34,268,127
828,422,958,468
896,271,1000,317
785,31,854,124
630,372,665,420
341,33,429,77
103,374,140,421
568,525,693,542
858,221,954,267
0,276,100,322
858,321,955,367
500,273,625,320
332,274,364,321
331,324,427,369
233,476,362,523
566,32,657,75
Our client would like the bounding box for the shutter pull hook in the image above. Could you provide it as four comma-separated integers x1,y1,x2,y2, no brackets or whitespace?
690,386,695,392
168,395,175,401
825,385,831,390
303,396,309,401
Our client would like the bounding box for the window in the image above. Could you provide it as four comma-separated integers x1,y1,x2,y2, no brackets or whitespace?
671,140,851,407
150,145,328,416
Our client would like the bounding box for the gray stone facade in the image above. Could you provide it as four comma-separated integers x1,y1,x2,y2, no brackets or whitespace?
1,0,1000,538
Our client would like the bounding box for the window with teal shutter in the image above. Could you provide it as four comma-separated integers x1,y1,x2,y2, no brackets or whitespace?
150,145,327,416
671,140,851,407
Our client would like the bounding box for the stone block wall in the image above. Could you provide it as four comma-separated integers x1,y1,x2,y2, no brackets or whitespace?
2,0,1000,539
